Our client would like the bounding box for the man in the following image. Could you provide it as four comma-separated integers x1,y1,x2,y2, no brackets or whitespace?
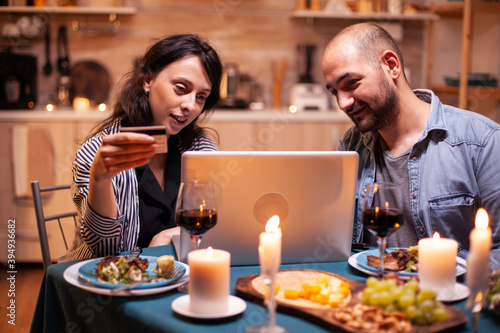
322,22,499,269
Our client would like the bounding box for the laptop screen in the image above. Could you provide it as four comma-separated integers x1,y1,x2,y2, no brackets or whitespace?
176,151,359,266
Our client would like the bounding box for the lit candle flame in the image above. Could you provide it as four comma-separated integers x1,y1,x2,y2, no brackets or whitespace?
475,208,489,229
432,232,441,244
199,204,203,213
265,215,280,232
206,246,213,257
385,201,389,209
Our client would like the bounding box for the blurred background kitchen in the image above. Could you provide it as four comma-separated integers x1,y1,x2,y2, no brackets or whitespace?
0,0,499,262
0,2,499,331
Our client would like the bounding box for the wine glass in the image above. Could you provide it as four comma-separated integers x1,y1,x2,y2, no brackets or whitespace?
362,182,403,279
175,179,217,292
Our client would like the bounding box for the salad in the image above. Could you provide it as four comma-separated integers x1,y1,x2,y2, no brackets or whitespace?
96,255,150,284
486,268,500,315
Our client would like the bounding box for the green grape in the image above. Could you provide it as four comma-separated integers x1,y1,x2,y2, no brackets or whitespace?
370,291,382,306
386,277,398,289
398,292,416,308
379,290,394,306
374,279,390,292
419,299,435,314
385,303,396,312
405,304,418,319
405,279,419,292
366,276,379,288
417,288,436,304
392,285,404,300
433,306,450,322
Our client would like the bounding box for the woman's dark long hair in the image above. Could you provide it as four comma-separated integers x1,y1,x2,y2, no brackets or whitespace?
88,34,222,150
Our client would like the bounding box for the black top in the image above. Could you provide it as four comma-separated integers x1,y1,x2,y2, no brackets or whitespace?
136,138,181,248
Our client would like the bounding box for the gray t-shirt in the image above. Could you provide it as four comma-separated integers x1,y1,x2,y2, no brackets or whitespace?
364,137,420,247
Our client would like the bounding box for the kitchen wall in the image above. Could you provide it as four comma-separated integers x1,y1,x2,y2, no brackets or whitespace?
1,0,431,110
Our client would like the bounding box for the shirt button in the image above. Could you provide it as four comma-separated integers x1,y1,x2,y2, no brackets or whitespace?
412,156,417,161
419,228,425,234
412,193,417,199
363,188,367,194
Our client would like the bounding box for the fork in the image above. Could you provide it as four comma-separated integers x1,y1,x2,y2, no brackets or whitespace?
110,265,183,294
126,247,143,263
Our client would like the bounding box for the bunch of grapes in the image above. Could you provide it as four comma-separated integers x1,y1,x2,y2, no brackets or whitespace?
360,272,449,325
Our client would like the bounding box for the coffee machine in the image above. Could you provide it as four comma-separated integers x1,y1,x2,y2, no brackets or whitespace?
0,49,37,109
289,44,329,112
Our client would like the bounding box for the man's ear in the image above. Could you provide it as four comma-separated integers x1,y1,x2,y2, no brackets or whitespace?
381,50,402,79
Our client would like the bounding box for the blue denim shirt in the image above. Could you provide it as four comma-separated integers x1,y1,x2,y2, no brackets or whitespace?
338,89,500,269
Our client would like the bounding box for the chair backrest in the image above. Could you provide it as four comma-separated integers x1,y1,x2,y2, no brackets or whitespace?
31,180,78,271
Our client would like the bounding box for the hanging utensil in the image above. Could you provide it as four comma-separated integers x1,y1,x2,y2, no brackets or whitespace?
57,24,70,76
43,24,52,76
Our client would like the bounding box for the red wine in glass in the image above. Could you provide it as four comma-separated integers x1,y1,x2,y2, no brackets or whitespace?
176,209,217,236
362,182,403,279
362,208,403,238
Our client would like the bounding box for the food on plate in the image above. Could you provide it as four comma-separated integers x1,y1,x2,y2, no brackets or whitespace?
96,255,150,284
367,247,418,272
361,273,449,325
332,303,412,333
153,255,175,275
486,268,500,315
282,273,351,307
252,270,351,309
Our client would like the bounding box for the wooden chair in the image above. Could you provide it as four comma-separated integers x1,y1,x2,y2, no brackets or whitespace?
31,180,78,271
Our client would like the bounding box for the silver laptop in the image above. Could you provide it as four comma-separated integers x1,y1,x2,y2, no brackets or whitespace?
175,151,359,266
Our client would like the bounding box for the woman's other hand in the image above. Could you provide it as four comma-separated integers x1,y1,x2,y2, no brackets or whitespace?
149,227,180,247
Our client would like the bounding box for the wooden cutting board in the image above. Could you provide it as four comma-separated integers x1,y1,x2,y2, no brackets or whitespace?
235,269,468,333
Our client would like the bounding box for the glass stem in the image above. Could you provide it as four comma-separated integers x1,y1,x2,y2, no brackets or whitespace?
191,235,202,251
378,236,387,279
264,273,276,329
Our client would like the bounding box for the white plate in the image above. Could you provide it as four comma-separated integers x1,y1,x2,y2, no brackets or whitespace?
171,295,246,319
348,250,467,280
64,259,190,296
438,283,470,302
78,256,186,289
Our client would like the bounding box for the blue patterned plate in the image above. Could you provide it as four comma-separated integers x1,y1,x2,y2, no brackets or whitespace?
78,255,185,289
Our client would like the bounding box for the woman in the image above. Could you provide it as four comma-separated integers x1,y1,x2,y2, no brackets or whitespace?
61,34,223,261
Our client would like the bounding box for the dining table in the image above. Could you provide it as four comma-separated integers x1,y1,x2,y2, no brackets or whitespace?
30,244,499,333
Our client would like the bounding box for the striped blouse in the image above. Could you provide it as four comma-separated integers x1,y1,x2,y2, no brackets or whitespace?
60,119,218,262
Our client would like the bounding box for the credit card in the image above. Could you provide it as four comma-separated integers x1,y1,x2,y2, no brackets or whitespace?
120,126,167,154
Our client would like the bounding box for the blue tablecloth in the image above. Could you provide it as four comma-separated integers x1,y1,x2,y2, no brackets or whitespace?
31,245,499,333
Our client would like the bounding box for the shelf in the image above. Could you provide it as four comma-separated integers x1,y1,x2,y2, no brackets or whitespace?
292,10,438,21
434,1,500,19
432,85,500,100
0,6,137,15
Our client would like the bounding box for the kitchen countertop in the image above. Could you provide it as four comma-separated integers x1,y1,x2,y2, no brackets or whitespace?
0,109,351,123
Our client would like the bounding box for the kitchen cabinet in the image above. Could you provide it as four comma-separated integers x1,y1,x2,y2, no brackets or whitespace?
0,109,352,263
428,0,500,111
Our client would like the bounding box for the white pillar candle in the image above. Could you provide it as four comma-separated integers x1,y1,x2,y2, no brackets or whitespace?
467,208,492,295
258,215,282,274
418,232,458,300
188,247,230,314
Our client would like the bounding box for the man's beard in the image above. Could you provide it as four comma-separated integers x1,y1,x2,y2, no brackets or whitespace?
350,79,399,134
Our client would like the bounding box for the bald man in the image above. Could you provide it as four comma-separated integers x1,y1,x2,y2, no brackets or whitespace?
322,23,500,269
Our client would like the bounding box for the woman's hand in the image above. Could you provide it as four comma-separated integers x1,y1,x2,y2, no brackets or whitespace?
88,132,157,219
149,227,181,247
91,132,157,181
